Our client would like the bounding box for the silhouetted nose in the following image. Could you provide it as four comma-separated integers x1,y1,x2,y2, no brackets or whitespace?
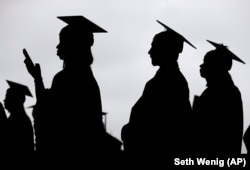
148,48,152,55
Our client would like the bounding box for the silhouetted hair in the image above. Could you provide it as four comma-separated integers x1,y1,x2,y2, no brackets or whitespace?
154,31,184,54
204,49,233,71
60,25,94,47
60,26,94,65
57,15,108,66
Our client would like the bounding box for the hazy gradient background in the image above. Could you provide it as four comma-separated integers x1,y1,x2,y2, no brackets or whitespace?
0,0,249,153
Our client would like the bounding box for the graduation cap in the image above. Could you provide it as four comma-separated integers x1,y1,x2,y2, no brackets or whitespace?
207,40,245,64
6,80,32,97
57,15,107,33
157,20,196,49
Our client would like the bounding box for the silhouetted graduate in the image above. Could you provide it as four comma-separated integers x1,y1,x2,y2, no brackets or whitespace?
193,40,244,155
24,16,121,163
121,20,196,162
3,80,34,154
244,125,250,155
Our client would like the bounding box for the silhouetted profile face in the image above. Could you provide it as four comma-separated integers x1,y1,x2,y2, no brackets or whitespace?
4,88,25,113
200,50,232,79
56,26,94,65
56,16,107,66
148,31,183,66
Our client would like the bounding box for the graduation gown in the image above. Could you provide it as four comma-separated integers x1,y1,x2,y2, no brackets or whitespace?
122,63,192,156
6,112,34,154
193,73,243,155
34,66,107,154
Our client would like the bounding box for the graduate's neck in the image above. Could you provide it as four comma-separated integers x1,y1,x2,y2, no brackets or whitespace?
206,72,233,87
159,61,179,70
63,60,92,69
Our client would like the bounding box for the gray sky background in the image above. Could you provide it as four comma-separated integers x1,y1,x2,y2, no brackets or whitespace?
0,0,250,153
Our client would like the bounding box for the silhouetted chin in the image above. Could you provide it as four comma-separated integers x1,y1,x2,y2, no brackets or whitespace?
151,62,156,66
200,69,206,78
200,73,204,78
151,59,159,66
57,52,64,60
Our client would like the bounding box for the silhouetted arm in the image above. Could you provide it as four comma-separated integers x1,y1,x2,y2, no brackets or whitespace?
33,65,46,101
23,51,45,100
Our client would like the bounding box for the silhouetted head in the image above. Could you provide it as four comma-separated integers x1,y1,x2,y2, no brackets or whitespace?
148,20,196,66
4,80,32,113
56,16,107,65
200,40,245,79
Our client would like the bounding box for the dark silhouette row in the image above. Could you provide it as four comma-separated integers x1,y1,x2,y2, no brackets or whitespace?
0,16,249,166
